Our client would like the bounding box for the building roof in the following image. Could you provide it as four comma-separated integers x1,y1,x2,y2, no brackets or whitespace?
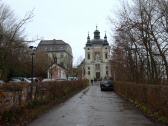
39,39,67,45
48,62,66,70
37,39,72,56
90,39,104,45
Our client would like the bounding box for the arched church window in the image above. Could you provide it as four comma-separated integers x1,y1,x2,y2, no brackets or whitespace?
96,54,100,60
106,66,108,70
106,71,108,75
88,53,90,59
105,53,108,59
95,64,100,70
95,52,100,60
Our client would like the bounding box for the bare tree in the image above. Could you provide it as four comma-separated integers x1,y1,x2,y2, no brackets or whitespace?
0,1,34,80
110,0,168,84
35,51,52,78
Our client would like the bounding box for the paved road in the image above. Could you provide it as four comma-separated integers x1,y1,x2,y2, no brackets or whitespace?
28,85,164,126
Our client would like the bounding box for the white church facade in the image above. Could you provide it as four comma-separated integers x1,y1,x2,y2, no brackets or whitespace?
84,27,111,81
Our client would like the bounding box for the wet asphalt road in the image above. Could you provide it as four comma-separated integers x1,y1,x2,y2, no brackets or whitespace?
28,84,164,126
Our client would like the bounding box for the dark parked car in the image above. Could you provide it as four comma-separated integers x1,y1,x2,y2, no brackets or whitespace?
100,80,113,91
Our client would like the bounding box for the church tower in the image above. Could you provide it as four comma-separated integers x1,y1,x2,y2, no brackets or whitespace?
84,27,111,82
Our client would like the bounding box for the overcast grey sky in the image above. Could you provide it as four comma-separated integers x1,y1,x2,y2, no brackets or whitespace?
4,0,121,65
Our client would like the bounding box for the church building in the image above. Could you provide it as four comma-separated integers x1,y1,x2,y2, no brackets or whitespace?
84,27,111,81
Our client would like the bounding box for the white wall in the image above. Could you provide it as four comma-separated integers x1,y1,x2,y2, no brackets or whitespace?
84,45,111,81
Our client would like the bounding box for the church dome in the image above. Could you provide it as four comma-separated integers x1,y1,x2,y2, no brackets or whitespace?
94,29,100,39
90,38,104,45
85,26,109,46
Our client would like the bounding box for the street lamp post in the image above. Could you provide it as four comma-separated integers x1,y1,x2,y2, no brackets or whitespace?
29,46,36,84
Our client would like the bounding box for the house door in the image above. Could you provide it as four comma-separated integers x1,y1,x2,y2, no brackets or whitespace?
96,72,100,80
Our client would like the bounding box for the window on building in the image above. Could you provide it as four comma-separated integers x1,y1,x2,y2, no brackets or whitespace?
84,69,85,75
95,52,100,60
105,53,108,59
88,53,90,59
88,48,90,50
49,47,52,51
88,71,90,75
60,53,64,58
53,56,57,63
60,62,64,67
95,64,100,70
106,71,108,75
106,66,108,70
88,67,90,70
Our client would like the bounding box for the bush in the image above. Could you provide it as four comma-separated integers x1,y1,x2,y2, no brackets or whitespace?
0,80,88,126
1,106,22,123
38,80,88,101
114,81,168,124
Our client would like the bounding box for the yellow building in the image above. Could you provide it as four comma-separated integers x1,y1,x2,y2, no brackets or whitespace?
37,39,73,77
